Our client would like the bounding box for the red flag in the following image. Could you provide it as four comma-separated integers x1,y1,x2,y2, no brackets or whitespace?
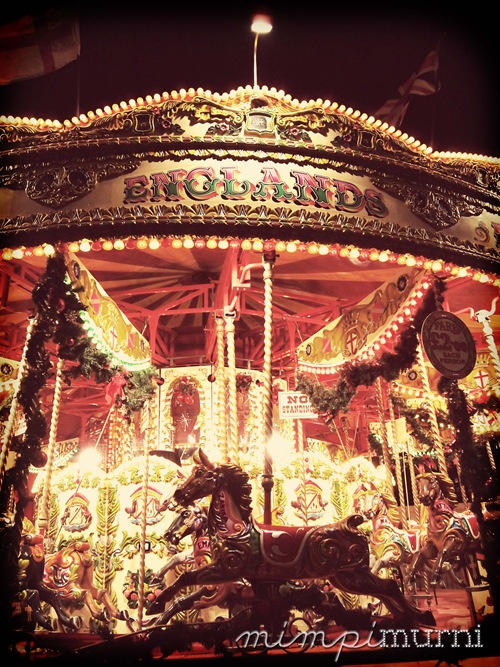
374,48,440,128
0,8,80,85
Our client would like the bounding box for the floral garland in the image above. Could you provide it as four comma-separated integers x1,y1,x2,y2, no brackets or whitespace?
296,275,446,424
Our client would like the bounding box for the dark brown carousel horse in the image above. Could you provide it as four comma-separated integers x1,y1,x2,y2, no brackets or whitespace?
158,450,435,627
407,472,483,589
43,540,133,631
148,504,249,625
353,482,423,584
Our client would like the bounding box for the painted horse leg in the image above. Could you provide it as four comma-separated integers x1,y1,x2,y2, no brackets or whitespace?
148,561,223,612
81,588,109,621
20,589,58,631
37,582,82,631
153,587,211,626
96,588,131,622
329,568,435,626
429,532,463,587
151,551,192,585
407,542,436,590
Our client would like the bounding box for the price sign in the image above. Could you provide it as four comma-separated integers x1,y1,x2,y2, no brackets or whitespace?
421,311,476,379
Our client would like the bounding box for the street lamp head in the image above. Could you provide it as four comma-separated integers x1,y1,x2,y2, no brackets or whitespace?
251,14,272,35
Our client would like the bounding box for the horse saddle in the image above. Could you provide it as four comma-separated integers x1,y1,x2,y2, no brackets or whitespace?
459,512,480,540
406,529,422,553
254,523,316,566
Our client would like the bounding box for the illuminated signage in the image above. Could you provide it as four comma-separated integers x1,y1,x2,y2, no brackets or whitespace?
124,165,389,218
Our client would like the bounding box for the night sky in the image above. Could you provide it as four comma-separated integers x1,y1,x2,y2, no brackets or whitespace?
1,3,498,156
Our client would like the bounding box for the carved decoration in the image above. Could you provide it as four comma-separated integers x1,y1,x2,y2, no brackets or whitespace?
26,167,97,207
1,158,141,208
372,177,483,229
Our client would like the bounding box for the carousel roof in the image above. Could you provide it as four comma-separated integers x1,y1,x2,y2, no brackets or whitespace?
1,87,499,447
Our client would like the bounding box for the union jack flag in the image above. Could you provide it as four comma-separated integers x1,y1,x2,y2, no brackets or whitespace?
374,48,440,128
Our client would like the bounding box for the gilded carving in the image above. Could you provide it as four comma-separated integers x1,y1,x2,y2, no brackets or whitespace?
372,177,483,229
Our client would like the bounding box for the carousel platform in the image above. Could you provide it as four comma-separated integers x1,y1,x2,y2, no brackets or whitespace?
7,591,499,666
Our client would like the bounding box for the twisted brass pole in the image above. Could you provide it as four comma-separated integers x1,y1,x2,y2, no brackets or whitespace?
262,253,275,524
375,377,394,491
416,343,447,476
36,357,64,547
225,311,239,465
137,401,153,630
388,392,408,531
215,315,228,461
0,318,35,490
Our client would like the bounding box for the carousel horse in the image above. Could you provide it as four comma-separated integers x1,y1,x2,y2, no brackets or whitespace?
157,450,435,628
148,503,249,625
43,540,133,631
353,482,422,583
407,472,483,589
16,518,82,632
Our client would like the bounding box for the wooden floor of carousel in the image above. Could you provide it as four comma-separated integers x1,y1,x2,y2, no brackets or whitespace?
6,588,499,666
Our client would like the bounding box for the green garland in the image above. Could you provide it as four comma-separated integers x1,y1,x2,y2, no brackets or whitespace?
12,253,156,482
296,276,446,424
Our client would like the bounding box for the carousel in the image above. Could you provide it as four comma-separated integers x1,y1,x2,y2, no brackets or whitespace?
0,69,499,665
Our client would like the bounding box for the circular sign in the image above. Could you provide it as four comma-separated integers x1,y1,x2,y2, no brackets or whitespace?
421,311,476,379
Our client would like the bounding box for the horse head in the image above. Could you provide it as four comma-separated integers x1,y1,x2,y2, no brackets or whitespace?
172,449,221,507
416,473,440,506
416,472,456,508
353,482,391,520
164,505,207,546
353,484,379,520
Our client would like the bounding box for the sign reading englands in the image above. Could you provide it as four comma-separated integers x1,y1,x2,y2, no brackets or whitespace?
421,311,477,379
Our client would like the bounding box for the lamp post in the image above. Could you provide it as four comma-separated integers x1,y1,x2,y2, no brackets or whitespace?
251,14,272,88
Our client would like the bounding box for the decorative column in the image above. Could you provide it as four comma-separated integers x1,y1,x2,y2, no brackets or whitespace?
0,318,35,489
137,401,153,630
296,416,308,526
262,251,276,525
36,357,64,547
416,343,447,476
388,393,408,531
454,456,468,505
407,435,421,524
215,315,228,461
375,377,395,492
224,311,239,465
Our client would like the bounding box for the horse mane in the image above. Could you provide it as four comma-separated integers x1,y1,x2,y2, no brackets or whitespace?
219,464,253,521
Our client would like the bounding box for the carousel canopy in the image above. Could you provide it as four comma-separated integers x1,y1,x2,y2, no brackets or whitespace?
1,86,499,447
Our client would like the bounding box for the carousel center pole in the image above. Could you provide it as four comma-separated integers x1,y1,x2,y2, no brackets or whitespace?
262,250,276,525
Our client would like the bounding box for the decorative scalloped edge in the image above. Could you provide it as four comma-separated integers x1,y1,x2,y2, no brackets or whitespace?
2,203,498,270
1,85,499,164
